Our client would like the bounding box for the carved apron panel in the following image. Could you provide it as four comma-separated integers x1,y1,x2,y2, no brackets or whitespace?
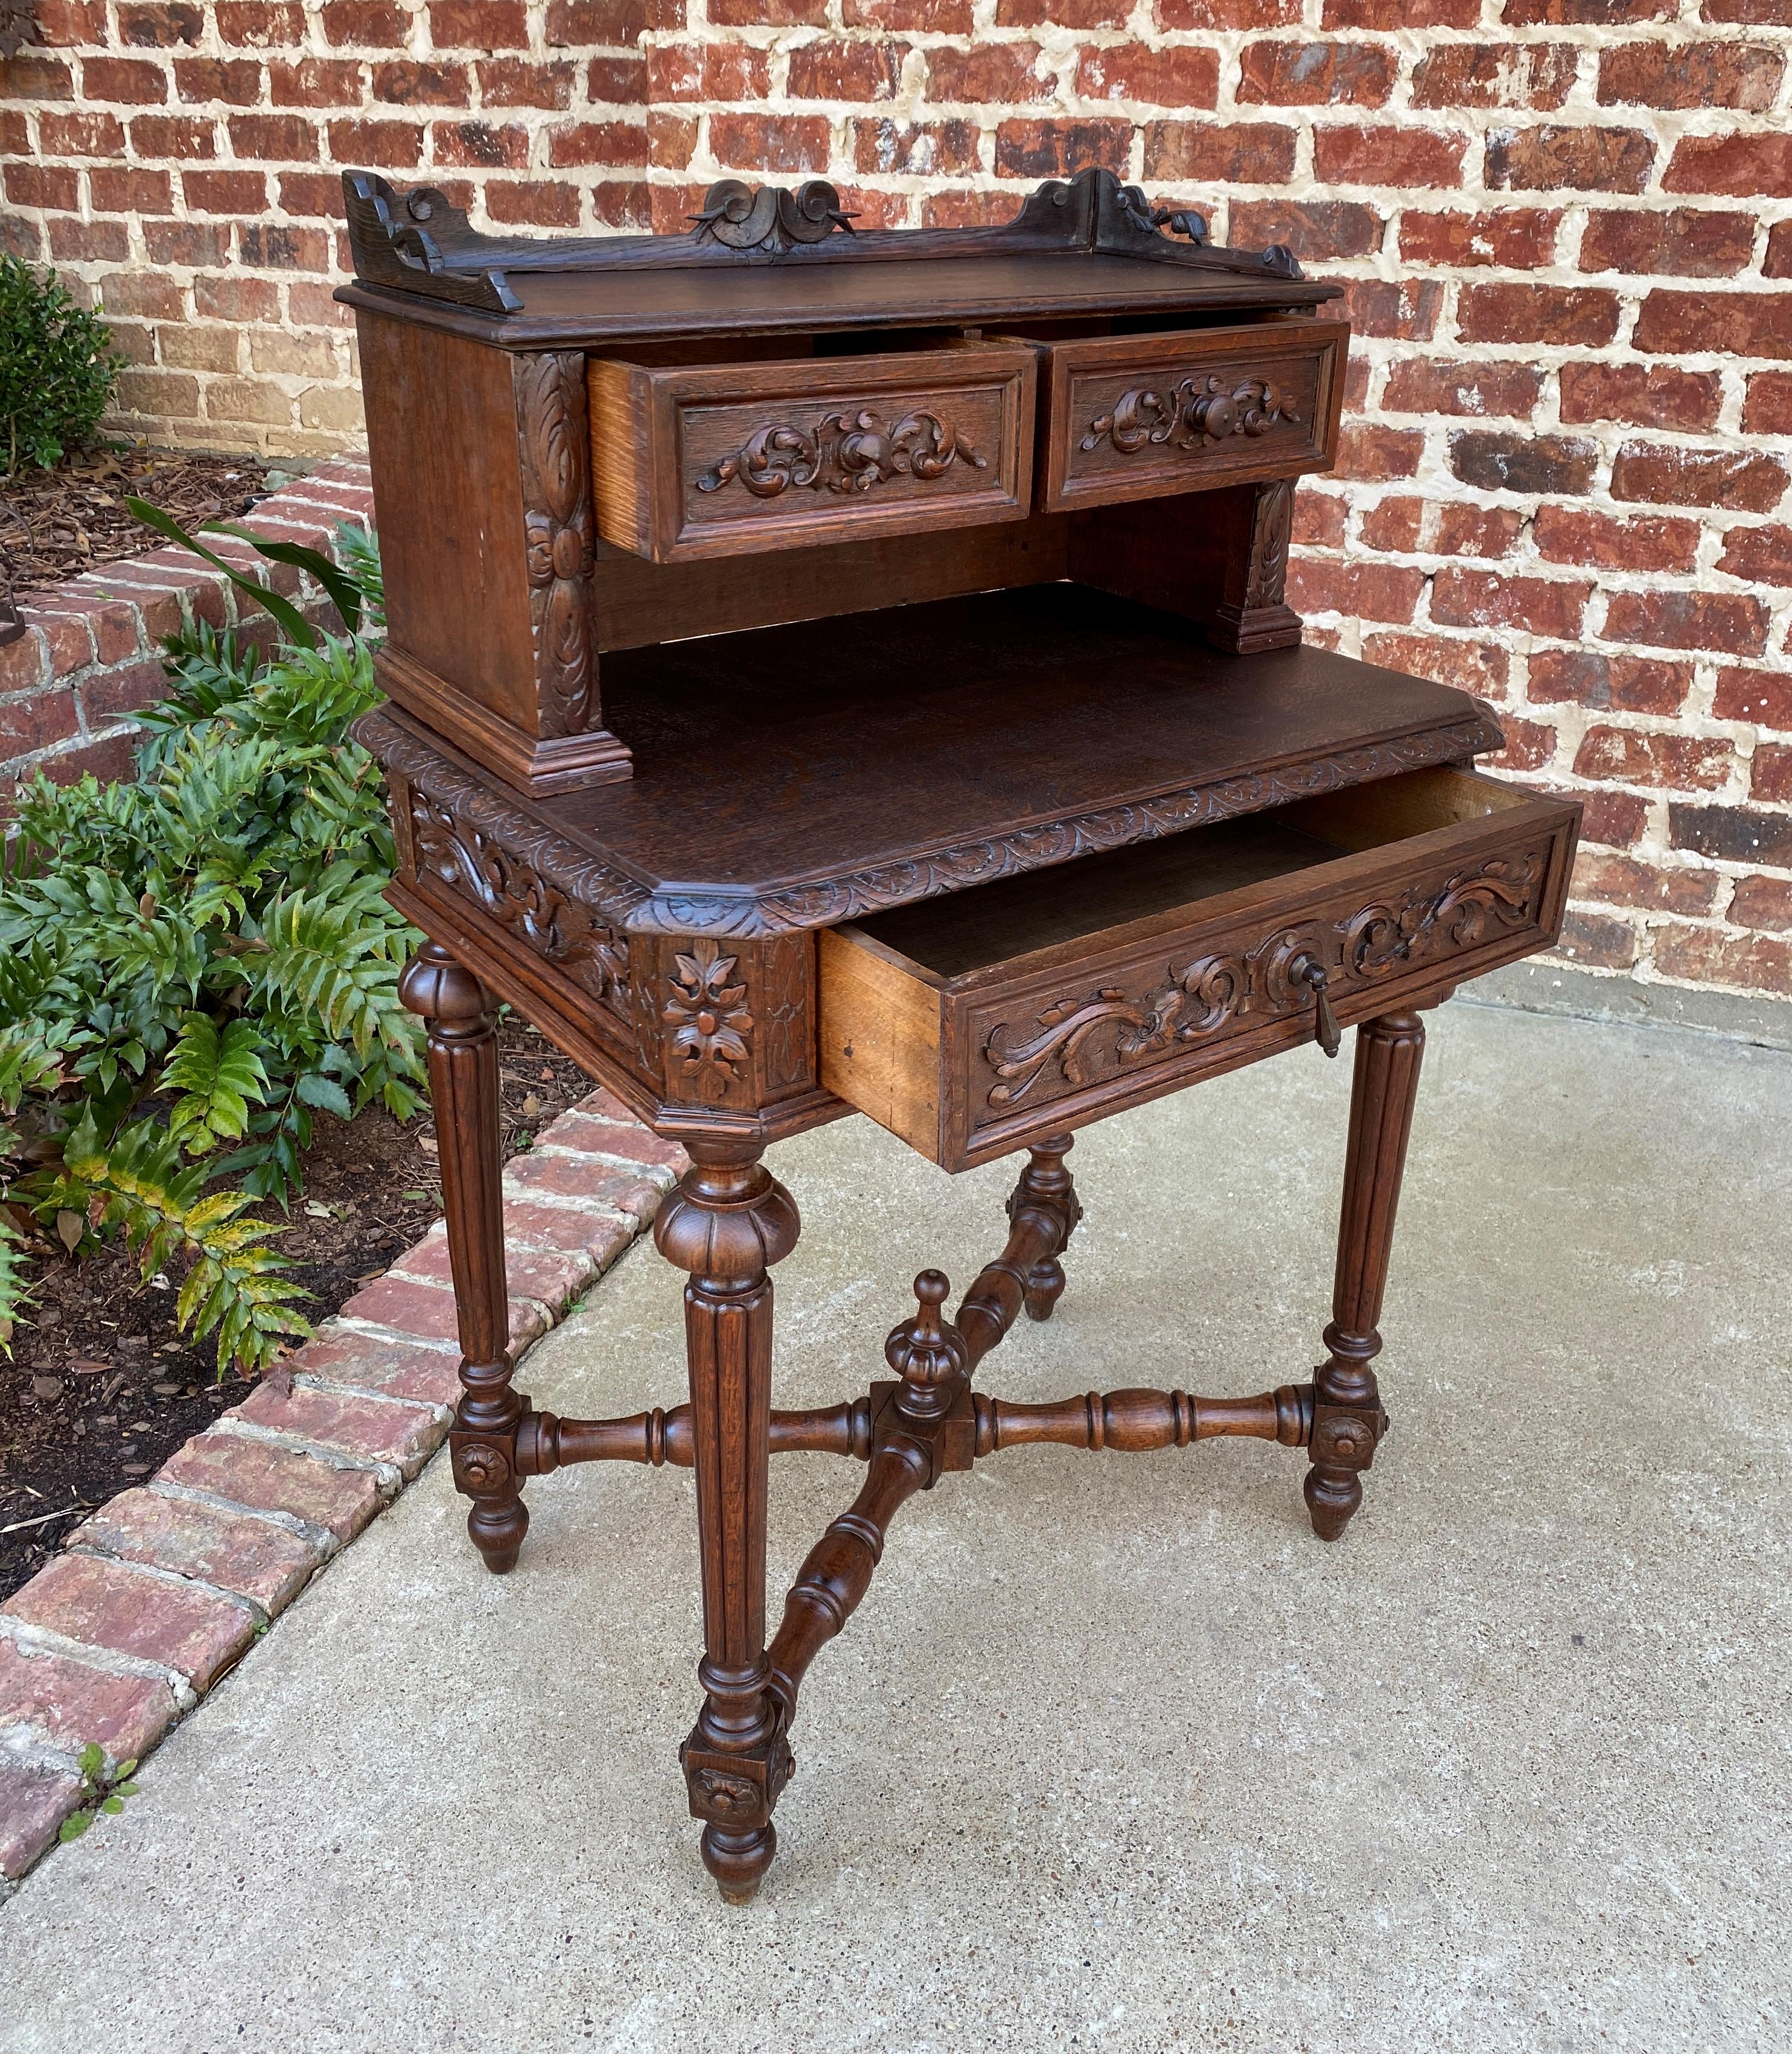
970,841,1553,1134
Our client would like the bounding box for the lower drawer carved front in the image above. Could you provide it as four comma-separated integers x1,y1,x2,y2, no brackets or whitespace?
818,768,1578,1170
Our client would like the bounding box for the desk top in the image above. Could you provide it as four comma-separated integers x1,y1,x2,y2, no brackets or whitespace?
363,585,1502,940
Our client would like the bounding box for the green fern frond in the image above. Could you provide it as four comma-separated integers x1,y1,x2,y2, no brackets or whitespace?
163,1014,270,1155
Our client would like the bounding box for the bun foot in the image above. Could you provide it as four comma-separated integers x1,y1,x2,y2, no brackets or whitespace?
1021,1256,1066,1322
468,1497,528,1574
703,1822,776,1904
1303,1465,1361,1542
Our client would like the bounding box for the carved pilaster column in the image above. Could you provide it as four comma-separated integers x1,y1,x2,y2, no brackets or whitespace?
1210,477,1303,656
400,942,530,1574
655,1141,800,1903
1305,1010,1423,1541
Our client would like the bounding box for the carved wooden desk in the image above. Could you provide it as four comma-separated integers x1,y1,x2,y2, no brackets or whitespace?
339,165,1580,1903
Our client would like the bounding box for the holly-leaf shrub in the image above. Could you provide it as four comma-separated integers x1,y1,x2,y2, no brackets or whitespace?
0,257,124,475
0,522,424,1373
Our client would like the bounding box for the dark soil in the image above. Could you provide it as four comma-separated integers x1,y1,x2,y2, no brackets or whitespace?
0,446,276,607
0,1018,594,1603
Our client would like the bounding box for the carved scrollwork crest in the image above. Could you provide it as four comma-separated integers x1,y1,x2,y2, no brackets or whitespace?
664,940,754,1099
1083,374,1301,457
698,408,986,500
689,178,857,255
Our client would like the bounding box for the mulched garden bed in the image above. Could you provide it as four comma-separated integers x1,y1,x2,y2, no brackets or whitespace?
0,447,277,607
0,1017,594,1603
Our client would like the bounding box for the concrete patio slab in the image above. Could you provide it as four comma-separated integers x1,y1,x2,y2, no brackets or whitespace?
1,1001,1787,2053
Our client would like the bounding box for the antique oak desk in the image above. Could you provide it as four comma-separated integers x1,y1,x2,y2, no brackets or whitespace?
339,165,1579,1903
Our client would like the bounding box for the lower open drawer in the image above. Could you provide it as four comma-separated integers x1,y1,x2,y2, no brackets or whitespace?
818,767,1580,1169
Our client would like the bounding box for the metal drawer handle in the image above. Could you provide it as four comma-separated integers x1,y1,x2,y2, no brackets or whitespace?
1290,955,1342,1059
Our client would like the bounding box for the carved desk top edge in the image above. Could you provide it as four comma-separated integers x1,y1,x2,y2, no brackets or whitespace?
339,165,1325,320
357,700,1505,942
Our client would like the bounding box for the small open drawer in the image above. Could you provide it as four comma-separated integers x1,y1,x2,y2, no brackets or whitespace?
587,346,1036,563
1024,318,1348,515
818,767,1578,1169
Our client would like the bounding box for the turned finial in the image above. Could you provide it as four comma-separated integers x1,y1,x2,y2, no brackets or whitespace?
886,1271,968,1422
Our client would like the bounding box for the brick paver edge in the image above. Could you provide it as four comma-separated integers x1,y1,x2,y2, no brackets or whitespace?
0,1085,686,1892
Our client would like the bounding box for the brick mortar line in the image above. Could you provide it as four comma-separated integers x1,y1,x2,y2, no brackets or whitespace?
0,1083,681,1886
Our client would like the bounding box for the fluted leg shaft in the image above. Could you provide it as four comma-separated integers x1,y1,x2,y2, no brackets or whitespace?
1305,1009,1423,1542
655,1142,800,1904
400,942,529,1575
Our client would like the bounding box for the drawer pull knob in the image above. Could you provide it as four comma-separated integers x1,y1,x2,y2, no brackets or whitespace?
1292,956,1342,1060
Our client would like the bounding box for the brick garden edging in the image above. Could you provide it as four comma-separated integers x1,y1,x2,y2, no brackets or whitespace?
0,1086,686,1890
2,454,377,805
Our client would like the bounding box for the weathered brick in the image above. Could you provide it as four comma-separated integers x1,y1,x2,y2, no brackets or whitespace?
1313,124,1464,189
1581,789,1651,847
1431,570,1589,639
1729,876,1792,931
1285,558,1427,623
1449,430,1597,496
79,55,168,103
231,1382,447,1478
429,0,529,43
1637,291,1792,360
1411,42,1578,109
1322,0,1477,19
860,118,983,177
5,1555,254,1692
1602,590,1770,656
1143,121,1296,186
1357,497,1422,552
1554,910,1639,971
1331,424,1424,480
1399,208,1558,269
1579,208,1756,278
1237,42,1394,107
1485,124,1655,194
1653,925,1792,995
994,118,1134,180
1073,43,1217,107
72,1488,320,1614
1610,444,1788,513
1599,41,1783,109
1228,200,1383,260
502,1149,666,1219
0,1762,85,1881
1712,744,1788,821
1664,133,1792,197
1528,650,1691,717
1159,0,1296,19
1532,506,1700,574
1457,283,1621,346
0,1637,178,1765
1714,666,1792,730
788,39,904,101
156,1433,385,1543
1331,277,1445,340
1381,358,1540,418
995,0,1128,22
1362,629,1510,700
545,1091,689,1173
1574,851,1720,916
1558,363,1722,432
276,1327,462,1409
171,56,260,102
1574,727,1733,793
1488,713,1557,772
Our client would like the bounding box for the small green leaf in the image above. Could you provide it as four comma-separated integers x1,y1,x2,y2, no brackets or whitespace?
113,1779,139,1797
76,1741,104,1778
100,1794,124,1814
59,1811,93,1841
113,1758,137,1779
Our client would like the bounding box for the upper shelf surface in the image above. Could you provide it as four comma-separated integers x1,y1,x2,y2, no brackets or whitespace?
375,585,1505,934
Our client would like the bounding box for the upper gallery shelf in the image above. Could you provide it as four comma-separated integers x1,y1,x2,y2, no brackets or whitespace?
336,165,1341,346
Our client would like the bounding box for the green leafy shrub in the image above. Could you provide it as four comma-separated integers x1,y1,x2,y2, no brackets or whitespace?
0,523,424,1372
0,257,124,474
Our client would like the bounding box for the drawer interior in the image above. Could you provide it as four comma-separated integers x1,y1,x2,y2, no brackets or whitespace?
850,767,1531,986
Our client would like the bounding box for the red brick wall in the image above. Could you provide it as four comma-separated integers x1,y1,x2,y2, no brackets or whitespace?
4,3,1791,1007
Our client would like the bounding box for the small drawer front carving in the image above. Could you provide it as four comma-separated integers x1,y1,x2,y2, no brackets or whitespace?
1035,320,1348,514
818,768,1577,1170
588,348,1036,563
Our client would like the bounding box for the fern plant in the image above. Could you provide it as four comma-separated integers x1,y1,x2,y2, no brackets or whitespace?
0,520,424,1372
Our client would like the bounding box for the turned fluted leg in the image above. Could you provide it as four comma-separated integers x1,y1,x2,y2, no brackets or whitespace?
400,942,529,1574
654,1141,800,1905
1305,1009,1423,1542
1006,1132,1082,1322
